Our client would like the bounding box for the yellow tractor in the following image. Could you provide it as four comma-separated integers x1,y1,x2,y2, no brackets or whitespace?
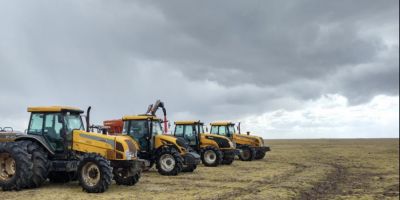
0,106,143,193
210,121,270,161
173,121,239,166
104,100,201,175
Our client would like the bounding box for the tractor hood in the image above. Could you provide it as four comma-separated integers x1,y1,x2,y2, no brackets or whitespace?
233,134,265,147
201,133,235,149
156,134,189,152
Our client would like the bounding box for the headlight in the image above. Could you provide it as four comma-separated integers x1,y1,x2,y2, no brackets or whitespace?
229,140,236,148
125,151,137,160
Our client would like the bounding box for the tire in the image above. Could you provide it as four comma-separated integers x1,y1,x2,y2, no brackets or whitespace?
142,161,154,172
181,164,197,172
0,142,33,191
201,146,223,167
18,140,49,188
113,167,141,186
156,147,183,176
221,156,235,165
255,150,266,160
238,146,256,161
78,153,112,193
48,171,77,183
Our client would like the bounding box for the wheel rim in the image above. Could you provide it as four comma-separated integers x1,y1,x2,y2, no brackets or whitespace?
0,153,16,181
204,150,217,164
241,149,251,160
159,154,176,172
81,162,101,187
115,168,129,179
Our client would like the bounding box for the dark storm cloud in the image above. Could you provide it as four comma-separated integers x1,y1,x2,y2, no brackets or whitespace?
0,0,398,130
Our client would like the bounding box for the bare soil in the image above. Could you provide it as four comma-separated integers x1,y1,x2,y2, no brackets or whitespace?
1,139,398,200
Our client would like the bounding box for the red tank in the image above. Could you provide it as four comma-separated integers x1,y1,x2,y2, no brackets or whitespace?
103,119,123,135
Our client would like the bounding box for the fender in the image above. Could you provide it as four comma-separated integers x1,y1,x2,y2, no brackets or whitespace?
15,135,55,155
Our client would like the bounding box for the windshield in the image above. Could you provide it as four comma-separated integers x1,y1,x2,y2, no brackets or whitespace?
228,125,235,134
124,120,163,137
65,114,85,132
152,121,163,135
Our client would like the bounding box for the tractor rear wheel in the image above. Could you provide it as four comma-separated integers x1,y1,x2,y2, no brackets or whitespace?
238,146,256,161
78,153,112,193
113,167,141,186
156,147,183,176
19,140,49,188
0,142,33,191
201,146,223,167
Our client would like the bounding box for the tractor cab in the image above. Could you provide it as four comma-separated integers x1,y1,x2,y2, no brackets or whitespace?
122,115,164,154
210,121,271,161
174,121,239,166
173,121,204,148
209,121,236,138
26,106,86,154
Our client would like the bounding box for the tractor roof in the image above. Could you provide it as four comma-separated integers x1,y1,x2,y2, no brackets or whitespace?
27,106,84,113
122,115,161,121
174,121,204,125
210,121,235,126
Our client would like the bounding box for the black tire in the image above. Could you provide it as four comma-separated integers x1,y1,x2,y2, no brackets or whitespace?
255,150,266,160
201,146,223,167
238,146,256,161
221,156,235,165
113,167,141,186
0,142,33,191
156,146,183,176
48,171,77,183
78,153,112,193
18,140,49,188
181,164,197,172
142,161,154,172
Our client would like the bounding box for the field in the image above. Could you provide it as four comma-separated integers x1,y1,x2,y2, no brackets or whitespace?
1,139,399,200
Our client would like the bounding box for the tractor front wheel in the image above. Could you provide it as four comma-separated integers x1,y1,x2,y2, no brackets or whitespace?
201,146,223,167
181,164,197,172
113,167,141,186
254,150,266,160
238,146,256,161
78,153,112,193
156,147,183,176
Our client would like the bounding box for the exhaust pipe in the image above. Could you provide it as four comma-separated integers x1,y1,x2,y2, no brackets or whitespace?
86,106,91,132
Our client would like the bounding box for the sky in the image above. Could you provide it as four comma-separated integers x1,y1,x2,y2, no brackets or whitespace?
0,0,398,139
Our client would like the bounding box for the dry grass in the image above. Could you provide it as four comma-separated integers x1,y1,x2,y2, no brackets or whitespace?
1,139,399,200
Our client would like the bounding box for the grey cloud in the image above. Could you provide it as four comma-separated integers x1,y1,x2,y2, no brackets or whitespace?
0,0,398,132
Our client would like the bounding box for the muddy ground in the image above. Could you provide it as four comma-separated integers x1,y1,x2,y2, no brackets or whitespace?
1,139,399,200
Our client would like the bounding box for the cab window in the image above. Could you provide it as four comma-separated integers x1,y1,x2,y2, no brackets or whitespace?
175,125,184,137
43,113,64,152
210,126,218,134
28,113,44,135
184,125,196,145
218,126,228,136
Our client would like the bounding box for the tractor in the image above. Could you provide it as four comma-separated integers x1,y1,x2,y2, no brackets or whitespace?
210,121,270,161
173,121,240,166
104,100,201,175
0,106,143,193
